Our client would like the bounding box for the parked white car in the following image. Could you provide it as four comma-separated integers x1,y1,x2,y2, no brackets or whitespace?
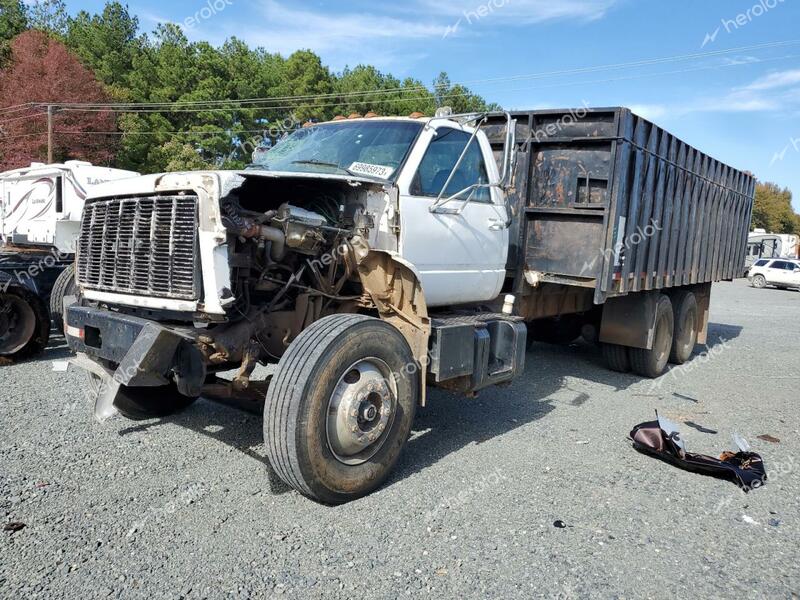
748,258,800,290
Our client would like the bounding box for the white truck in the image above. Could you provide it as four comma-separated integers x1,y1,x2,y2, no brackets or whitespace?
0,161,138,358
65,109,754,503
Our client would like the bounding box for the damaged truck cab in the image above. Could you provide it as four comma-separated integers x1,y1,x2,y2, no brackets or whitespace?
66,112,523,503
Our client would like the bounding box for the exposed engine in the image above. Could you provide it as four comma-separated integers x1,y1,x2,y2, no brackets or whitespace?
201,177,381,390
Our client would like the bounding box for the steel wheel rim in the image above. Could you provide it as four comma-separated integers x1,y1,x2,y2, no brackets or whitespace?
655,313,671,363
0,294,36,355
326,357,398,466
683,307,697,352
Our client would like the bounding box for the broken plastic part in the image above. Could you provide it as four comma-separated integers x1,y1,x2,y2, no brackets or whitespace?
732,432,751,453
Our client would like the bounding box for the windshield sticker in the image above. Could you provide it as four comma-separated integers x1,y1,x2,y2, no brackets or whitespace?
348,162,395,179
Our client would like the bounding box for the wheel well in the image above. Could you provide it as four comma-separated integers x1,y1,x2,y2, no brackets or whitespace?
356,251,431,405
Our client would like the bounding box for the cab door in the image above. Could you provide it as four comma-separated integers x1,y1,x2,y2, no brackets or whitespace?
396,123,509,307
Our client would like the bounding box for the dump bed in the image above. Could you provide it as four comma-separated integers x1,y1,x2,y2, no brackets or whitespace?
484,108,755,304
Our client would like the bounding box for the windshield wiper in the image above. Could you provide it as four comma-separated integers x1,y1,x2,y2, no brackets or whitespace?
291,159,340,169
292,159,366,179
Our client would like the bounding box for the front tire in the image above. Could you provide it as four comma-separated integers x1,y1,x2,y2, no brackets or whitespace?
264,315,418,504
629,295,674,379
50,264,78,335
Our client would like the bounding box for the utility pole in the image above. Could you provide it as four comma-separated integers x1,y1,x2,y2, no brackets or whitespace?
47,105,54,163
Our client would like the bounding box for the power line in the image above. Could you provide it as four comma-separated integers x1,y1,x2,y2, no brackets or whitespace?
59,129,269,136
2,52,795,143
0,110,48,125
36,53,800,119
0,102,40,116
4,39,795,116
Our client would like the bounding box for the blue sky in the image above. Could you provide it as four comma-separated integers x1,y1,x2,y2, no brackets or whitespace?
65,0,800,210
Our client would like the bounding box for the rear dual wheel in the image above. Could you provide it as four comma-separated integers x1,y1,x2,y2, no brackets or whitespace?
629,295,674,378
0,288,50,360
264,314,418,504
602,343,631,373
669,291,698,365
603,294,685,378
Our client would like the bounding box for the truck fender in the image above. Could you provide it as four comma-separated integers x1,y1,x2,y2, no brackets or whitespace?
0,268,40,296
356,250,432,405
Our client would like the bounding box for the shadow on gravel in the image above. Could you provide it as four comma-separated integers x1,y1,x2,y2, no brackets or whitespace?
391,321,745,484
40,337,74,361
119,398,269,466
110,321,744,494
703,322,743,349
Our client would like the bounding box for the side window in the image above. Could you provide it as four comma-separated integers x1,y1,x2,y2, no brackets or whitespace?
411,128,491,202
772,261,788,270
754,259,769,267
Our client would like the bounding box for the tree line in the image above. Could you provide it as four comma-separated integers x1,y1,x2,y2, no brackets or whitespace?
0,0,497,174
1,0,797,234
752,183,799,236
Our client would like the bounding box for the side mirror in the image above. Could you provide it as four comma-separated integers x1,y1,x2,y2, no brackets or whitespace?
499,112,517,191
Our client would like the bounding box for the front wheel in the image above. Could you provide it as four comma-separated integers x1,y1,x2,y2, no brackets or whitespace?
264,314,418,504
751,274,767,289
50,264,78,335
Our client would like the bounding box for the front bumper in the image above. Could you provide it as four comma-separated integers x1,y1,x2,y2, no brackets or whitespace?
66,305,206,396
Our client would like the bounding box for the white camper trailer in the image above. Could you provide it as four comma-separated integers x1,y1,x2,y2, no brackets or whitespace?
1,161,138,253
0,161,139,359
744,229,800,275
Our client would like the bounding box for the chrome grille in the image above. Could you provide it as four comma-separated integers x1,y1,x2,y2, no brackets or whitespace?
77,193,200,301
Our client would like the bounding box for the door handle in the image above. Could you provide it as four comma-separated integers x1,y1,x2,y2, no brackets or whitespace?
488,219,505,231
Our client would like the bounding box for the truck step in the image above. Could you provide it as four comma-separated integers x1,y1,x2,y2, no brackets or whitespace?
428,311,527,393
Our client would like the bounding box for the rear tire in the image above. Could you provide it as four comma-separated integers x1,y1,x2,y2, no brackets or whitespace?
629,295,674,379
264,314,418,504
751,274,767,289
669,291,698,365
50,264,77,335
602,343,631,372
0,287,50,360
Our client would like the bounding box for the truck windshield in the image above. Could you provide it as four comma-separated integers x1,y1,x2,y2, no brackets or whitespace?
248,120,423,180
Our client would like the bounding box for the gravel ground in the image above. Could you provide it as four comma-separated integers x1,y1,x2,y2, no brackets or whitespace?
1,279,798,599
